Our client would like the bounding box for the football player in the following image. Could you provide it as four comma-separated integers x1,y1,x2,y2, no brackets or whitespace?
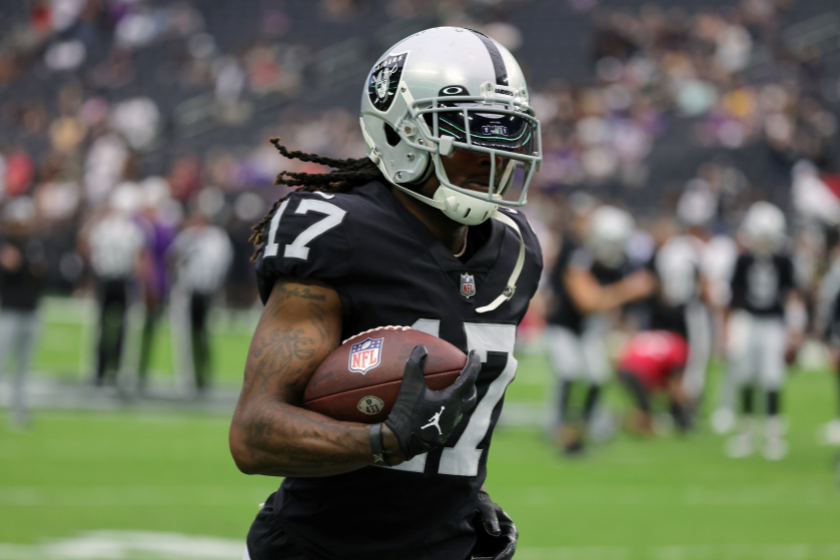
229,28,543,560
724,202,804,461
544,204,655,454
616,330,691,435
816,244,840,446
668,187,717,407
648,224,713,428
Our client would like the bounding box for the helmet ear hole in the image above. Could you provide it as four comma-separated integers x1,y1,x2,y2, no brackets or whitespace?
383,123,401,147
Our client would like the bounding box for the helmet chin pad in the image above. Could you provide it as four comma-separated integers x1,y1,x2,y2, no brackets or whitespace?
432,184,499,226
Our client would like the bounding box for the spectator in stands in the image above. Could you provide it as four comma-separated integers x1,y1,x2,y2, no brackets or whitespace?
0,197,47,428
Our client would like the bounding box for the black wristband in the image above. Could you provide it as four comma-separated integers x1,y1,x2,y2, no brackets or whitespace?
369,423,387,466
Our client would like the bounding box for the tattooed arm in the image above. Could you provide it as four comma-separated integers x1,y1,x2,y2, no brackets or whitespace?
229,277,403,477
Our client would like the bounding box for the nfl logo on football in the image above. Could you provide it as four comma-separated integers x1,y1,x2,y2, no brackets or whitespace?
348,337,384,375
460,273,476,299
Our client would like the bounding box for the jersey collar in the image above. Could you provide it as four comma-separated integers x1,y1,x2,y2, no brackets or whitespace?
370,181,505,273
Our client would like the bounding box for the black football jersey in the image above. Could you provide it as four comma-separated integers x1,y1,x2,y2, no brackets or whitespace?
546,235,626,333
252,181,542,560
729,253,795,317
647,237,703,339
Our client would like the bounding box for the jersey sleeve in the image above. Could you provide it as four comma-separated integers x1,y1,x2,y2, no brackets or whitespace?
255,193,352,304
500,207,544,302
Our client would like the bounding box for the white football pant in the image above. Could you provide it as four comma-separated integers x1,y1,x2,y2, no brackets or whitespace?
544,323,610,385
684,301,712,401
726,311,787,391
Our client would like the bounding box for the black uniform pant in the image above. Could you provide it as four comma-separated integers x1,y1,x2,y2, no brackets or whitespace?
95,279,131,385
246,496,308,559
189,292,212,390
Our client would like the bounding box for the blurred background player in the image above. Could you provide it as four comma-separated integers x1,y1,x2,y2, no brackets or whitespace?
545,203,655,454
815,243,840,446
168,208,232,395
136,179,177,393
616,330,691,436
724,202,805,461
79,185,145,387
0,198,46,429
647,193,716,427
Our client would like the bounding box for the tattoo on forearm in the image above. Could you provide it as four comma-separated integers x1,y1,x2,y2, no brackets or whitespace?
232,278,367,476
274,283,327,301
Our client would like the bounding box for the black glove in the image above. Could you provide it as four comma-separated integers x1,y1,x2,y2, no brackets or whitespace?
384,345,479,460
471,490,518,560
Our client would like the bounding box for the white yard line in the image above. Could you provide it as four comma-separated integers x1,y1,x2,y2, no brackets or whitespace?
0,531,244,560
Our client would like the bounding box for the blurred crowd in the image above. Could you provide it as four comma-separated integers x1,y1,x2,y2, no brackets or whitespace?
532,0,838,194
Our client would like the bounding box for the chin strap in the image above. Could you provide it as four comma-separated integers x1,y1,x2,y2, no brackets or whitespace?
476,210,526,314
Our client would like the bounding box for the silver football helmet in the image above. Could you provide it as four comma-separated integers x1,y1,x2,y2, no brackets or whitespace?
741,201,786,256
587,205,634,268
360,27,542,226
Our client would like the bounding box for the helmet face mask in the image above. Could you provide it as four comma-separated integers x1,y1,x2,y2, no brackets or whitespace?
360,27,542,226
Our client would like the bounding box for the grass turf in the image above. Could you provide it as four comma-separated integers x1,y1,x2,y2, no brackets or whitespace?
2,299,840,558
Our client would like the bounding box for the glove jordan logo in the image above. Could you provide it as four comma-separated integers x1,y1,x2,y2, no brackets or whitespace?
367,52,408,112
348,337,384,375
421,406,445,436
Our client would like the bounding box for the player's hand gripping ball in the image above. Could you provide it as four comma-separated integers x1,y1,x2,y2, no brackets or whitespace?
384,344,480,460
471,489,519,560
303,326,474,425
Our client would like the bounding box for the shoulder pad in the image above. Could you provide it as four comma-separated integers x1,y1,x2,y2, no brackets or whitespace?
498,207,543,267
257,192,352,285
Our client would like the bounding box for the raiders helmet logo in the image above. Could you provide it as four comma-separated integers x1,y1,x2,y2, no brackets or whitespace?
367,52,408,112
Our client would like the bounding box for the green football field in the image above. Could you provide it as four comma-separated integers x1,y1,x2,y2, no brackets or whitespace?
2,298,840,559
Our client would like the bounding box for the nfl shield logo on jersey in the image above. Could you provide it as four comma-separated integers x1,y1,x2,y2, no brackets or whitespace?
460,273,476,299
348,338,384,375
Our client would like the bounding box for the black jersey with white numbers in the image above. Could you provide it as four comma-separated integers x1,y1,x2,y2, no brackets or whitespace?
546,236,626,334
729,253,795,317
647,235,703,339
252,181,542,560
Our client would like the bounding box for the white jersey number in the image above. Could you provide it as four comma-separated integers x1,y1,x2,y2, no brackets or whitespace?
746,260,779,309
264,198,347,260
389,320,517,477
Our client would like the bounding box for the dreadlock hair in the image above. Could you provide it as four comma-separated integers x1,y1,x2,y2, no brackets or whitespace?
249,138,385,261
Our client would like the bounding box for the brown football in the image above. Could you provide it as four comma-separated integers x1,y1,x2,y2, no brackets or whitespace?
302,326,467,424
